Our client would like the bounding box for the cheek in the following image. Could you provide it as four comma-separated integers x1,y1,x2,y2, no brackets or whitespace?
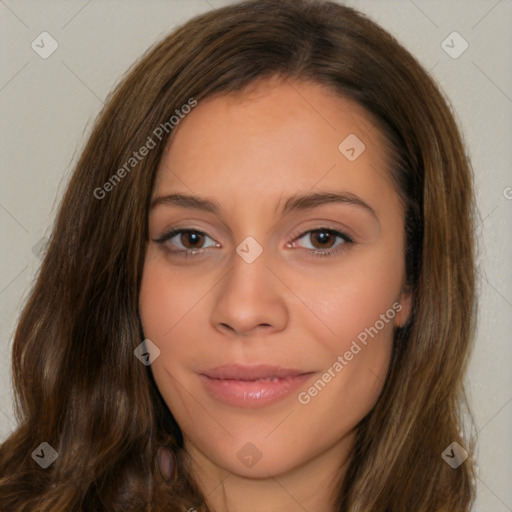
138,253,214,408
139,253,210,340
293,277,398,442
293,243,403,410
138,257,191,384
138,259,196,431
299,246,404,351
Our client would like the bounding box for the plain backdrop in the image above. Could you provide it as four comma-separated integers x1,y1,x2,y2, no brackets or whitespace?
1,1,511,510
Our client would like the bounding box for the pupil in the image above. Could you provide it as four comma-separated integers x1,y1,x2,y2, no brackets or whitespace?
314,230,333,248
184,232,202,248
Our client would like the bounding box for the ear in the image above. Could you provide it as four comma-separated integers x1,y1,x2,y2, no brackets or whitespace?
394,286,413,328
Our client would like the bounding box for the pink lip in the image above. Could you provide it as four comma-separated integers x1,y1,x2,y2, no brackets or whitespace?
199,364,314,408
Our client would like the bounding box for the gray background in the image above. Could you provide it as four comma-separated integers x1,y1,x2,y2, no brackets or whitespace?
1,1,511,510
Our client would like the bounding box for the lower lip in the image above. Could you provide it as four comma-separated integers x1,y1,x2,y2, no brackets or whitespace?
199,374,313,408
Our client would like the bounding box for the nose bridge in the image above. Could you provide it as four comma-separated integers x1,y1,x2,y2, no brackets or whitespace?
225,197,274,275
225,190,288,292
229,235,271,297
210,234,287,335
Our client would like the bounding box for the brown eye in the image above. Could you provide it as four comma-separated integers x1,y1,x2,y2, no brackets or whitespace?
292,228,353,258
154,229,217,255
309,229,337,250
179,231,205,249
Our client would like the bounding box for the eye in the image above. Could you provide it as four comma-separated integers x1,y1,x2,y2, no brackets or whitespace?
290,228,353,257
153,228,218,256
154,227,353,259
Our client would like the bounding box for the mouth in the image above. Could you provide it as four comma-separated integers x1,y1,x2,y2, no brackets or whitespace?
199,364,315,408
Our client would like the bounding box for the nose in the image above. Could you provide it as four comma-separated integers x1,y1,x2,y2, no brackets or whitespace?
210,247,288,338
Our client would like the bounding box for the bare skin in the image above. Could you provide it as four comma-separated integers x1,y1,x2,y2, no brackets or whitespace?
139,76,412,512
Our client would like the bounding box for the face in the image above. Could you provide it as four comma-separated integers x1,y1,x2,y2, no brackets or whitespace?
139,77,411,480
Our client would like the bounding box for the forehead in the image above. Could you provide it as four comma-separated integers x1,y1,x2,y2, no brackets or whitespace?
153,78,398,218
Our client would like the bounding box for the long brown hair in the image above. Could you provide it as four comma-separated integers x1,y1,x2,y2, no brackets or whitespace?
0,1,477,510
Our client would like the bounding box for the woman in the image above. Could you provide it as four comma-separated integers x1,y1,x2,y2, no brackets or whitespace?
0,0,477,510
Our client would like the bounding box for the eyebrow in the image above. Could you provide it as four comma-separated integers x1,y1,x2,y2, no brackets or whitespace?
150,191,378,220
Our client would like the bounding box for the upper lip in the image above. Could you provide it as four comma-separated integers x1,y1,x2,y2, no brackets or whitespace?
201,364,312,381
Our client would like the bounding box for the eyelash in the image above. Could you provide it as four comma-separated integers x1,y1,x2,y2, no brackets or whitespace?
153,226,354,259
